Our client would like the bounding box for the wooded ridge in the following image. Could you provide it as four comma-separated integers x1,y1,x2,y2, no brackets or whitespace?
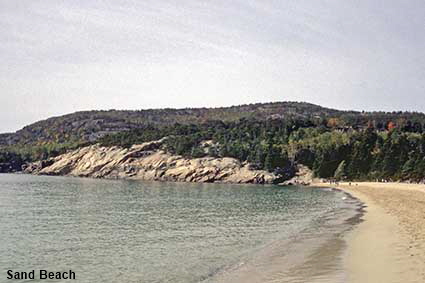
2,101,425,182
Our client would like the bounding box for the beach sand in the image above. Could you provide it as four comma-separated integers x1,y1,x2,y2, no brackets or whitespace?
313,182,425,283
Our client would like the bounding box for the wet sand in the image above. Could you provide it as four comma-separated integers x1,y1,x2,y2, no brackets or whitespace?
207,187,361,283
313,182,425,283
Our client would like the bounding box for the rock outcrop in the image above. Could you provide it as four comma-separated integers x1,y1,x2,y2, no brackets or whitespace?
24,139,278,184
279,164,313,186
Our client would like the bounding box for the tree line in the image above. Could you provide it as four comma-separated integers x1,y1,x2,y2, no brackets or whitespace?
2,116,425,182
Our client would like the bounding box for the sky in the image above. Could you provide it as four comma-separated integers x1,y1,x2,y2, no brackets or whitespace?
0,0,424,133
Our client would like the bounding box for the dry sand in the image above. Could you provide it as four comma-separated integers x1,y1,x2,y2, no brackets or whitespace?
313,182,425,283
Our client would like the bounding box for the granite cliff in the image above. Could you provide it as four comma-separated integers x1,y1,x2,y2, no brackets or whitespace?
24,139,278,184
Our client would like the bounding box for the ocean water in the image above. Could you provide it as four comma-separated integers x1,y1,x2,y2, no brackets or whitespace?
0,174,362,283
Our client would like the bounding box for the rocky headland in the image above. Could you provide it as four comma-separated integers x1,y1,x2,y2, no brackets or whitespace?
24,139,279,184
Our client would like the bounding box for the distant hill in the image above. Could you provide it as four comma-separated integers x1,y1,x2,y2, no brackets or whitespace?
0,102,347,145
2,101,425,181
2,101,425,147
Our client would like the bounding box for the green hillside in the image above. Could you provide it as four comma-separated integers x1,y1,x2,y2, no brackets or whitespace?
1,102,345,145
1,101,425,182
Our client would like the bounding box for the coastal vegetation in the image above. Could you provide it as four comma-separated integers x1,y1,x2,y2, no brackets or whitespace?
1,102,425,182
97,119,425,182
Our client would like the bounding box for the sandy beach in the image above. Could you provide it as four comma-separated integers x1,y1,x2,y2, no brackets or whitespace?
313,182,425,283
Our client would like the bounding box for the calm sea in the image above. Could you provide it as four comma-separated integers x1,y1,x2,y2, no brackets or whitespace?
0,174,361,283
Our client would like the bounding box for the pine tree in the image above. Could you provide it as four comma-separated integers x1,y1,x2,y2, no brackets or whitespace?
401,153,416,180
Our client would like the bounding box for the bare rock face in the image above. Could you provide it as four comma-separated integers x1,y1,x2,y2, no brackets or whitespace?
24,140,278,184
279,164,313,186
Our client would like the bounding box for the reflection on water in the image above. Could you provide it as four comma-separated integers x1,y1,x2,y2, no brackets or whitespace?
0,174,360,283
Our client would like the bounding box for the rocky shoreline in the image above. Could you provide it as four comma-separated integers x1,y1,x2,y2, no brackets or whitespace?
23,139,280,184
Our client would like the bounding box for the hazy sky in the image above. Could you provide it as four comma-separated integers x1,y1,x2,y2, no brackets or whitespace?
1,1,424,132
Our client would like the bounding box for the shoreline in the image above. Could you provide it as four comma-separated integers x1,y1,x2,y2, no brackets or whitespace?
4,173,425,281
312,181,425,283
205,186,362,283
